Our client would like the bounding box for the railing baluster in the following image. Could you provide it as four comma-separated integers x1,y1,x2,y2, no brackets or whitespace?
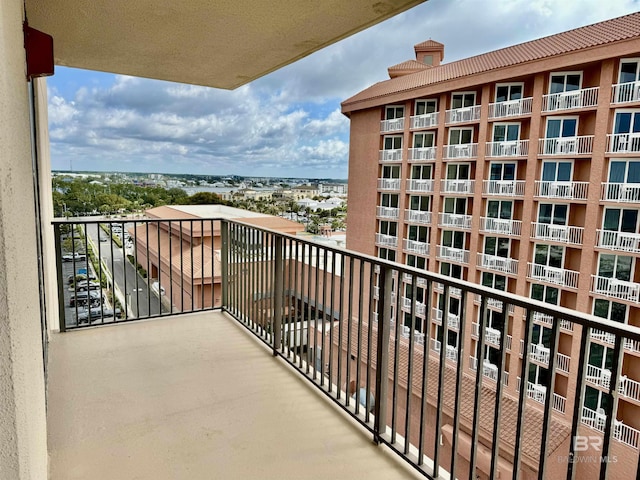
599,335,624,480
355,260,364,413
489,301,510,480
53,223,66,332
345,256,354,407
404,275,417,455
433,283,450,477
450,289,467,478
272,235,283,356
365,263,374,422
374,264,392,444
418,278,432,466
337,253,345,401
328,249,336,394
513,308,534,480
469,295,488,480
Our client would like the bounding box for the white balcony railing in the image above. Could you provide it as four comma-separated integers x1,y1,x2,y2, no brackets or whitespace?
380,117,404,133
619,375,640,403
611,81,640,104
488,97,533,119
376,206,400,219
446,345,458,362
596,230,640,254
529,344,570,372
532,311,553,327
410,112,439,130
591,275,640,303
403,238,430,255
401,296,426,317
534,181,589,200
591,328,616,345
526,382,566,413
542,87,599,112
375,233,397,247
477,253,518,275
432,308,460,330
406,179,434,193
485,140,529,157
527,263,580,289
473,295,516,314
586,364,612,389
379,149,403,162
443,143,478,160
438,213,472,229
482,179,525,197
404,209,432,225
600,182,640,203
581,407,640,450
377,178,401,190
538,136,594,156
606,133,640,154
408,146,437,162
437,245,470,264
445,105,481,124
469,358,508,385
530,222,584,246
440,179,475,194
479,217,522,236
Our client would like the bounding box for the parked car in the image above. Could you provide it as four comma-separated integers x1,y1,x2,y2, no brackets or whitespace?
62,252,86,262
69,290,101,307
74,280,101,291
76,307,120,323
67,273,97,285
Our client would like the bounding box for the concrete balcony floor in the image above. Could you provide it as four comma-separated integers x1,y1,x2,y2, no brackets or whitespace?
47,311,419,480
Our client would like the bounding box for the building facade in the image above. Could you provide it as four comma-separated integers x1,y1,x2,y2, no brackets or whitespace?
342,13,640,477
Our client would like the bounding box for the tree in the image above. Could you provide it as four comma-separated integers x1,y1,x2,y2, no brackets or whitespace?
186,192,226,205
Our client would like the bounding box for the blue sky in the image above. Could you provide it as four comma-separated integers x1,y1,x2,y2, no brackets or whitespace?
47,0,640,179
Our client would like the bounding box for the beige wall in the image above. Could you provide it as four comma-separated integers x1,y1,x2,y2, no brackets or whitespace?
0,0,49,478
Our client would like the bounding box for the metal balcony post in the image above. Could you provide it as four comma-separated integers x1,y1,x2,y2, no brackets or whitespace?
53,222,66,332
374,264,392,444
272,235,283,356
221,220,229,310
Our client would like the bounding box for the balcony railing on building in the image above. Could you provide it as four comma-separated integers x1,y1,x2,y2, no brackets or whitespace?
482,179,525,197
431,308,460,330
377,178,401,190
430,339,458,363
532,311,573,332
534,180,589,200
404,209,432,225
541,87,599,112
443,143,478,160
471,322,512,350
379,148,403,162
527,263,579,289
437,245,470,264
607,133,640,154
406,178,434,193
611,81,640,104
440,179,475,195
380,117,404,133
408,146,437,162
473,294,516,314
601,182,640,203
445,105,481,124
479,217,522,236
477,253,518,275
581,406,640,450
469,357,508,385
438,212,472,230
375,233,398,247
403,238,430,255
488,97,533,119
485,139,529,158
410,111,439,130
591,275,640,303
401,296,426,317
538,136,594,156
530,222,584,246
528,343,570,373
376,206,400,219
596,229,640,254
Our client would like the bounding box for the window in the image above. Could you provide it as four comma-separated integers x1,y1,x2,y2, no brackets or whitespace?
422,55,433,65
378,247,396,262
613,110,640,134
534,244,564,269
608,160,640,183
602,207,638,233
583,386,611,414
597,254,633,281
451,92,476,109
486,200,513,220
528,363,549,388
443,197,468,215
549,72,581,93
449,128,473,145
378,221,397,237
482,272,506,291
408,225,429,243
489,163,516,181
619,59,640,84
409,195,431,212
379,193,398,208
411,164,432,179
385,105,404,120
381,165,400,179
406,255,427,270
531,283,559,305
442,230,465,249
495,83,523,102
413,132,435,148
545,117,578,138
415,99,437,115
541,161,572,182
593,299,627,323
484,237,510,258
588,343,613,371
493,123,520,142
440,262,463,279
538,203,568,225
383,135,402,150
446,163,470,180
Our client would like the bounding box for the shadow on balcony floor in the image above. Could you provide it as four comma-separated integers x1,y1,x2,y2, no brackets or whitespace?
47,311,420,480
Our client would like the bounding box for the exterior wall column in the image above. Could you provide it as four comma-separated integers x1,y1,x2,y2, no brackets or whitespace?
0,0,49,478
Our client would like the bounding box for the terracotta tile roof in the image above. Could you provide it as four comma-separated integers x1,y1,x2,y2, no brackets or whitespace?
414,39,444,50
388,59,432,77
343,12,640,110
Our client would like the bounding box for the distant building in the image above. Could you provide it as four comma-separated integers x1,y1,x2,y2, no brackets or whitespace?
319,183,348,196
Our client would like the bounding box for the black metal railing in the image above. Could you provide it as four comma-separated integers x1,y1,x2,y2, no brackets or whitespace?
53,217,640,479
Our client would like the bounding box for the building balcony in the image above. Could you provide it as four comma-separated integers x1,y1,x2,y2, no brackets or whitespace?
541,86,599,112
376,206,400,219
538,136,594,156
443,143,478,160
471,323,512,350
445,105,481,124
469,357,508,385
586,363,612,389
377,178,401,190
488,97,533,119
401,296,426,317
482,179,525,197
431,308,460,330
525,382,567,414
611,81,640,104
410,111,439,130
526,263,579,289
485,139,529,158
477,253,518,275
437,245,470,264
596,229,640,254
534,180,589,200
601,182,640,203
531,311,573,332
403,238,430,255
581,407,640,450
378,148,403,162
375,233,398,247
408,146,437,161
528,343,570,373
380,117,404,133
530,222,584,246
591,275,640,303
406,178,434,193
619,376,640,404
606,133,640,154
479,217,522,236
430,339,459,362
440,179,475,195
404,209,432,225
473,294,516,314
438,212,472,229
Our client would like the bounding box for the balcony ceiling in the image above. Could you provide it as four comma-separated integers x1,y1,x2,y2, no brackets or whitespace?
26,0,426,89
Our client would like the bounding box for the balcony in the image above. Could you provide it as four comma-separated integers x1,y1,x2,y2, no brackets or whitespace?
611,81,640,104
591,275,640,303
538,136,594,156
445,105,481,124
527,263,579,289
440,179,475,195
596,230,640,254
620,375,640,403
443,143,478,160
431,308,460,330
437,245,470,264
473,294,516,314
485,139,529,157
601,182,640,203
530,222,584,246
477,253,518,275
534,180,589,200
526,382,567,414
377,178,401,190
531,311,573,332
401,296,426,317
607,133,640,154
586,364,612,389
380,117,404,133
376,206,400,219
581,407,640,450
404,209,432,225
375,233,398,247
541,87,599,112
406,178,434,193
430,339,458,362
438,212,472,229
482,179,525,197
488,97,533,119
403,238,430,255
408,146,437,162
479,217,522,236
410,112,439,130
469,357,508,385
528,344,570,373
378,148,403,162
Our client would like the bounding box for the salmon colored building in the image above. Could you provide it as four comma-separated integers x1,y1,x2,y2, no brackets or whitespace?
341,13,640,478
